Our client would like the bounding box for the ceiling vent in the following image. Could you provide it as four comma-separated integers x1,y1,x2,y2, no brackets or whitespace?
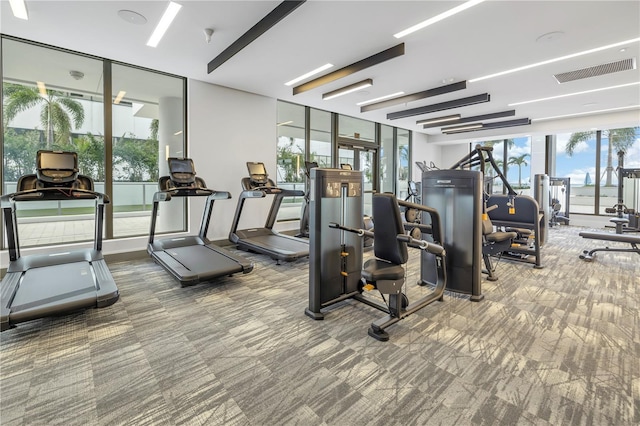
554,58,636,83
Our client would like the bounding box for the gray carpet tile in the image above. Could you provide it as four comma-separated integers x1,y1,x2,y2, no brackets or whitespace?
1,225,638,425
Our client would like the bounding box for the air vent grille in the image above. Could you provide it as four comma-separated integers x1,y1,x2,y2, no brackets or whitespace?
554,58,636,83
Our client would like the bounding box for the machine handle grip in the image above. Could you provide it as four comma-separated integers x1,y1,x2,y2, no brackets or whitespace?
397,234,445,256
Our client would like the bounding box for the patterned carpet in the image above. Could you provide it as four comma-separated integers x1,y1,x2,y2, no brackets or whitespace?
1,225,638,425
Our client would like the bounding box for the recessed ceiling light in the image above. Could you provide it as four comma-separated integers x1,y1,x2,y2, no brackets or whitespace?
532,105,639,121
113,91,127,104
118,10,147,25
508,82,640,106
356,91,405,106
277,120,294,126
285,64,334,86
147,2,182,48
469,37,640,83
36,81,47,96
394,0,485,38
323,79,373,101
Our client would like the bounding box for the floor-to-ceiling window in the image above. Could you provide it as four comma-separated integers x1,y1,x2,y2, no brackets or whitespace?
1,37,187,248
379,125,395,194
396,128,410,200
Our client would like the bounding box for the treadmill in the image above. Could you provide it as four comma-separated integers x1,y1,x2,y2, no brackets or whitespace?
1,150,119,331
148,158,253,286
229,162,309,263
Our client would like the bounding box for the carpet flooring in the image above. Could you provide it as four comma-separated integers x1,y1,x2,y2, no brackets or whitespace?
1,225,638,425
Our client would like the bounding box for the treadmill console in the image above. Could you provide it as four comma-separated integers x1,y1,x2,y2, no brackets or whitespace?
36,150,79,186
168,158,197,186
247,162,270,186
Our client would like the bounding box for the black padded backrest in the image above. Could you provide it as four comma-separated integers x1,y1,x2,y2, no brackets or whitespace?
372,193,408,265
36,150,78,186
168,157,196,186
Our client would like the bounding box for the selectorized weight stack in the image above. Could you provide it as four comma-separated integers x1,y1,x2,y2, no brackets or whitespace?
305,168,364,320
306,168,448,341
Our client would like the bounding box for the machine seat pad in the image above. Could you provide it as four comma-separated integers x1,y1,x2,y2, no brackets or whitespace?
610,217,629,224
362,259,405,282
506,227,532,236
486,231,518,243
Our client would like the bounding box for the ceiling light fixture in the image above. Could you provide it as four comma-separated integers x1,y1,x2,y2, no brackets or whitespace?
36,81,47,96
323,79,373,100
147,1,183,48
532,105,639,122
421,110,515,128
442,123,483,133
508,82,640,106
113,91,127,105
285,63,334,86
293,43,404,95
9,0,28,20
416,114,461,126
387,93,490,120
361,81,466,113
357,92,405,106
469,37,640,83
208,1,306,73
277,120,294,126
394,0,485,38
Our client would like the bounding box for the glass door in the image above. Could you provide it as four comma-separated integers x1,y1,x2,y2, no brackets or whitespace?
338,145,377,216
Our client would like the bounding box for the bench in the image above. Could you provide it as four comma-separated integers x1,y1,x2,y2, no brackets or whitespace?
578,231,640,261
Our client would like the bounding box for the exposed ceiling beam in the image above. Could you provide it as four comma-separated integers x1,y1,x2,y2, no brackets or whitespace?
386,93,490,120
208,1,306,74
361,81,467,113
292,43,405,95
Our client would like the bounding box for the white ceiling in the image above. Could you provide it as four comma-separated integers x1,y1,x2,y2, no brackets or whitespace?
1,0,639,144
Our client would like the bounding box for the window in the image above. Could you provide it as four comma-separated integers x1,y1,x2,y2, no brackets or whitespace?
396,129,410,200
379,125,394,194
111,63,185,237
1,37,187,248
276,101,305,221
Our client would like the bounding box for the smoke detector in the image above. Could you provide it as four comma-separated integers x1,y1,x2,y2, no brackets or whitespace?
69,70,84,81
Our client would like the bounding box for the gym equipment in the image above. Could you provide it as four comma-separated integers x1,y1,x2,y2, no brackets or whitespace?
548,177,570,227
296,160,318,238
422,168,484,300
1,150,119,331
148,158,253,286
481,206,518,281
602,151,640,234
229,162,309,263
305,168,447,341
579,151,640,261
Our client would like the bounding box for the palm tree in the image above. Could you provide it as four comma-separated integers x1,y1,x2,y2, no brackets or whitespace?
3,82,85,147
565,128,638,186
480,139,514,177
508,153,530,188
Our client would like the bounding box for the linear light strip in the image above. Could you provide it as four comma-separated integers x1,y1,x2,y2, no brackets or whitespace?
469,37,640,83
442,123,483,132
386,93,489,120
357,91,405,106
508,82,640,106
9,0,28,20
285,64,333,86
361,81,467,113
147,2,183,48
421,110,516,128
532,105,640,122
442,118,531,134
323,79,372,101
416,114,461,125
113,91,126,105
394,0,485,38
293,43,404,95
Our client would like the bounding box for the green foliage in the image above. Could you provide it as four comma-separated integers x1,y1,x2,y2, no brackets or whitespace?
277,137,303,183
508,153,530,188
113,134,159,182
4,82,85,147
2,129,41,181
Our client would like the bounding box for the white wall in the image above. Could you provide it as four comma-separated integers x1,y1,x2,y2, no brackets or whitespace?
411,132,441,179
187,80,277,241
440,143,471,169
